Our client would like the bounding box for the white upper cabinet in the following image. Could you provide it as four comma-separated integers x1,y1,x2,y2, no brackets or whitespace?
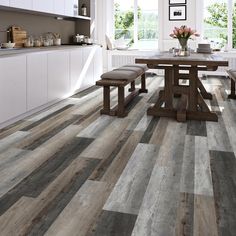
54,0,64,15
65,0,76,16
10,0,32,10
0,0,9,6
32,0,54,14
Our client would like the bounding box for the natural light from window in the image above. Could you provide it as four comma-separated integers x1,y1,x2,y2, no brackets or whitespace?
114,0,158,50
203,0,236,50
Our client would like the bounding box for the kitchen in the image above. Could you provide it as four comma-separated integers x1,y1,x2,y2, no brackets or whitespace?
0,0,235,235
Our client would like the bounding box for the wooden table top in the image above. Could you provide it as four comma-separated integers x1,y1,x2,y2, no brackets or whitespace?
135,52,229,67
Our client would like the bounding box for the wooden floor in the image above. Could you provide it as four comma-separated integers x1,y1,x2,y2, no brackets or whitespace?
0,74,235,236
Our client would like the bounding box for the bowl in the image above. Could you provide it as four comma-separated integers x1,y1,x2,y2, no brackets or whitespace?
1,42,16,49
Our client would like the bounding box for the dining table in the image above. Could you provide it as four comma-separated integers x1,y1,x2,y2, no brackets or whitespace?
135,52,228,122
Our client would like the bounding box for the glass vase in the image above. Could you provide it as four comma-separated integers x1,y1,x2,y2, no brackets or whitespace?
178,38,190,56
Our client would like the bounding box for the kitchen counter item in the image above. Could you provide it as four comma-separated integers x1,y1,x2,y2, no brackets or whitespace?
1,42,15,48
10,26,27,48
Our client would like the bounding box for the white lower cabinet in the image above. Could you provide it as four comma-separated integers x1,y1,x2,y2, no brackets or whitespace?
0,46,102,126
48,51,70,102
0,56,27,123
70,48,83,93
93,46,103,82
27,53,47,111
81,46,95,89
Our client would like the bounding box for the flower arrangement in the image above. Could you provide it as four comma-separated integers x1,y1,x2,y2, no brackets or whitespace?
169,25,200,40
170,25,200,56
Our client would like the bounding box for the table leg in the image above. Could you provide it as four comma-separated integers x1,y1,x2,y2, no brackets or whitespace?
164,68,174,109
188,67,198,112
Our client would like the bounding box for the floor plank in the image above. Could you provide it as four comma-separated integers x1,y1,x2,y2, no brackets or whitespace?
0,75,235,235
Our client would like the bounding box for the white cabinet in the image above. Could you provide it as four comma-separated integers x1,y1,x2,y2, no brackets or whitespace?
27,53,48,111
48,51,70,102
54,0,64,15
93,46,103,82
0,0,9,6
0,56,27,124
81,46,95,89
32,0,53,13
70,48,83,93
10,0,32,10
65,0,76,16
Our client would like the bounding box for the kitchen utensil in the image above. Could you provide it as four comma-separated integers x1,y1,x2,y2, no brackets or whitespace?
1,42,15,48
73,34,84,43
84,36,93,44
10,26,27,48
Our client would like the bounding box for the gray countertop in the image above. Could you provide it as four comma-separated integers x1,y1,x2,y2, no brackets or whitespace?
0,45,96,57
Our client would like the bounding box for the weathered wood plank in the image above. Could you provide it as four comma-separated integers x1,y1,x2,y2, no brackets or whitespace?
88,210,137,236
210,150,236,235
103,143,159,215
44,180,110,236
0,137,94,216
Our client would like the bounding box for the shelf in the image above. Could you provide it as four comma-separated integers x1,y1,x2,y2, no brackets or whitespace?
74,15,91,20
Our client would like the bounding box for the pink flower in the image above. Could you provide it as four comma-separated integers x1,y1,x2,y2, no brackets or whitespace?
170,25,200,39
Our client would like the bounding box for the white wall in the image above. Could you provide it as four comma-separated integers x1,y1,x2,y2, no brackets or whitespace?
159,0,198,50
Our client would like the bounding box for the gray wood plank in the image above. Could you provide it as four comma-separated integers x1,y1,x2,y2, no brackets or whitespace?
0,131,30,154
103,143,159,215
210,150,236,235
88,210,137,236
44,180,109,236
206,116,233,152
0,137,94,216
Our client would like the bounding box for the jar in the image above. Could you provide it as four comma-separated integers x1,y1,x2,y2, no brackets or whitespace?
81,4,87,16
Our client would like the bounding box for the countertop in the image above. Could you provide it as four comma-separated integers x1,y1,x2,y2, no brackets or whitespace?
0,44,97,58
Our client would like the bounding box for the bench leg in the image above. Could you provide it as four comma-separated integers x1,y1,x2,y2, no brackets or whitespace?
100,86,111,114
117,87,127,117
139,73,148,93
129,81,136,92
228,78,236,99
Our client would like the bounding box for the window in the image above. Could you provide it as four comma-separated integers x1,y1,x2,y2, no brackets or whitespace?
114,0,158,49
203,0,236,50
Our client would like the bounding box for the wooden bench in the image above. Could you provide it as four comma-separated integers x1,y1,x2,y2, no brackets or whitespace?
227,69,236,99
96,64,148,117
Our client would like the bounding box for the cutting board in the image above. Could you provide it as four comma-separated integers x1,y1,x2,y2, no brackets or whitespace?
10,26,27,48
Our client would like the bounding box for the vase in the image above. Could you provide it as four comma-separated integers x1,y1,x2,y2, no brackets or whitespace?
178,38,190,56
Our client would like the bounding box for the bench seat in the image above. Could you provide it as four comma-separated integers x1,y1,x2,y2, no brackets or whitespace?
96,65,148,117
227,69,236,99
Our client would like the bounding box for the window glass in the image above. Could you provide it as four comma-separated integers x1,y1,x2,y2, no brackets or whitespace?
203,0,228,49
137,0,158,49
114,0,158,49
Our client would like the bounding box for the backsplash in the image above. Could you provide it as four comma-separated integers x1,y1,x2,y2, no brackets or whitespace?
0,10,76,44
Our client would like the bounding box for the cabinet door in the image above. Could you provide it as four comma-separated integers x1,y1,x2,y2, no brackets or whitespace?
70,49,83,93
54,0,64,15
80,46,95,89
32,0,53,13
0,0,9,6
27,53,47,111
10,0,32,10
48,51,70,102
93,46,103,83
0,56,27,124
65,0,75,16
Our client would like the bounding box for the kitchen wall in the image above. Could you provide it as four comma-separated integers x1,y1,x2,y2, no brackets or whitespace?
0,10,76,44
159,0,198,51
